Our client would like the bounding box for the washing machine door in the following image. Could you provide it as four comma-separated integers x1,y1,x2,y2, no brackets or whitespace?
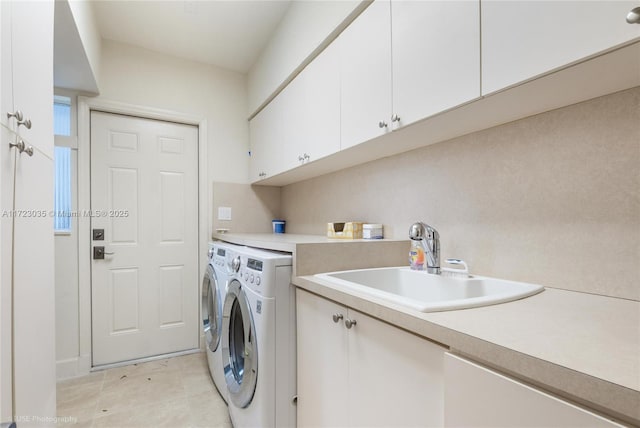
202,265,223,352
222,279,258,408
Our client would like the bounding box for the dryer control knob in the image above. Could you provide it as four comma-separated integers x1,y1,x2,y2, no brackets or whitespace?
232,256,241,272
256,276,261,286
250,274,254,283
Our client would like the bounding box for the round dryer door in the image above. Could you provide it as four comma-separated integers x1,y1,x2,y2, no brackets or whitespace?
201,265,223,352
222,279,258,408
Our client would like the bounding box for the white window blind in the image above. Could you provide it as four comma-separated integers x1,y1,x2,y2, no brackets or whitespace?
54,96,72,232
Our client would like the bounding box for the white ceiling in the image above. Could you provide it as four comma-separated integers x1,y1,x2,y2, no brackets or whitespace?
93,0,292,74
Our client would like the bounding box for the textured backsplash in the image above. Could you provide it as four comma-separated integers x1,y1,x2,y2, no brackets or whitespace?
280,87,640,301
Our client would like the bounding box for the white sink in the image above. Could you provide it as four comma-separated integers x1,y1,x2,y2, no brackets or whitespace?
315,267,544,312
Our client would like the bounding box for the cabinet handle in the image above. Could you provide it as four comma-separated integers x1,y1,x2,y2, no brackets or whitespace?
332,313,343,323
6,110,23,122
627,7,640,24
258,172,267,178
391,114,401,123
17,118,31,129
9,138,34,156
378,121,388,129
345,318,357,329
298,155,305,162
303,153,310,161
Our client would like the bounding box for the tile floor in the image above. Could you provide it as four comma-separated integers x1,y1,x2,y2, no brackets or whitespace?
56,352,232,428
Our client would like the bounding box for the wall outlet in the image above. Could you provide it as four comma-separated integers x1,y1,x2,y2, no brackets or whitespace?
218,206,232,221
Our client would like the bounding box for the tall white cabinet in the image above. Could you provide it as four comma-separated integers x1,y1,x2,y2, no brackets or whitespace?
0,0,56,425
296,289,445,427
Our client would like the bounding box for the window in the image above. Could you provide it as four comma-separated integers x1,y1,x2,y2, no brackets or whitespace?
54,96,72,232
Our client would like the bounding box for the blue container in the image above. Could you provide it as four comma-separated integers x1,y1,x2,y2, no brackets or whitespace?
272,220,286,234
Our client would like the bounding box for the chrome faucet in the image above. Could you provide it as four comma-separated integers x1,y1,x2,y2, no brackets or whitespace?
409,222,440,274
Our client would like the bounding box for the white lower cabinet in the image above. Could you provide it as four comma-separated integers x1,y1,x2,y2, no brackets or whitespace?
444,353,624,427
297,289,445,427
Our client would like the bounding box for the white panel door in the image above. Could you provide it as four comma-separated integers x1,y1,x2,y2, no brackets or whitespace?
482,1,640,95
91,112,199,366
392,0,480,127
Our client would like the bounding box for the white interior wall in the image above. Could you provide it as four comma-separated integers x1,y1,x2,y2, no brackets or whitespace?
247,0,364,114
67,0,102,90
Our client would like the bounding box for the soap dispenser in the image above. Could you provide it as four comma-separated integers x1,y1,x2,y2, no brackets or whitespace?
409,239,427,270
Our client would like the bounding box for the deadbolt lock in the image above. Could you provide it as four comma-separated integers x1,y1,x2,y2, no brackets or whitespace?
93,229,104,240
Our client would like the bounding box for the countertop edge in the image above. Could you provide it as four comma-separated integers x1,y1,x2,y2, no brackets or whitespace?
293,275,640,426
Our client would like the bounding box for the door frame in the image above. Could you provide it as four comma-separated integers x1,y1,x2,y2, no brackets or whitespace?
77,96,208,374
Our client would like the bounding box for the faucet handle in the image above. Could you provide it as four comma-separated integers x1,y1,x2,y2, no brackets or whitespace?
445,258,468,274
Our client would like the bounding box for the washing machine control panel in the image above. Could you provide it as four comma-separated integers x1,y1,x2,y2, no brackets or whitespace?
239,258,264,287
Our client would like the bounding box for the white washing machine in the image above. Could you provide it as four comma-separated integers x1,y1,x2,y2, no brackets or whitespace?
202,241,242,403
221,246,295,428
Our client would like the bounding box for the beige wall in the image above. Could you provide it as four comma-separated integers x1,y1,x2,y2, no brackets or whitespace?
212,182,281,236
281,87,640,301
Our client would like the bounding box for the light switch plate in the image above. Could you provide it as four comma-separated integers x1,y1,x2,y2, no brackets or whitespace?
218,206,232,221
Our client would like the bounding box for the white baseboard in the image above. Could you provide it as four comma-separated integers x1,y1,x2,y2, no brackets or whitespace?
56,354,91,381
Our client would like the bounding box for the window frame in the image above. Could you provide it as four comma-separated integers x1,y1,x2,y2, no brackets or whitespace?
53,90,78,235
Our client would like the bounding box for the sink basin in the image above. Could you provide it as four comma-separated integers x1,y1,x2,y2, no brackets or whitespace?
315,267,544,312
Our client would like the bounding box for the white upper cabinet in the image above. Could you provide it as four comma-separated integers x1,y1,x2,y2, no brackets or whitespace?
301,42,341,163
249,41,341,183
482,1,640,95
338,0,392,150
249,95,283,182
391,0,480,128
282,41,341,170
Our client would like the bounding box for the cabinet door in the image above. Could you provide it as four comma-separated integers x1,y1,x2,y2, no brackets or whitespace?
281,73,307,172
444,353,623,427
392,0,480,127
249,96,283,182
10,0,54,156
348,308,444,427
302,41,341,162
296,290,349,427
482,1,640,95
1,1,13,131
12,148,56,422
338,0,392,150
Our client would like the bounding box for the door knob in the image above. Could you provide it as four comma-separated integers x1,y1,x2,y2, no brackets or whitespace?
345,319,357,329
93,246,115,260
627,7,640,24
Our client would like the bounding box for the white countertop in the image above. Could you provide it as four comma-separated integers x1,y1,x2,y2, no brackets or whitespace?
213,232,640,424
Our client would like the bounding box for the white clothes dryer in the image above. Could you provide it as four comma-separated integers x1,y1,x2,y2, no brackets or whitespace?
221,246,295,428
202,241,242,403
